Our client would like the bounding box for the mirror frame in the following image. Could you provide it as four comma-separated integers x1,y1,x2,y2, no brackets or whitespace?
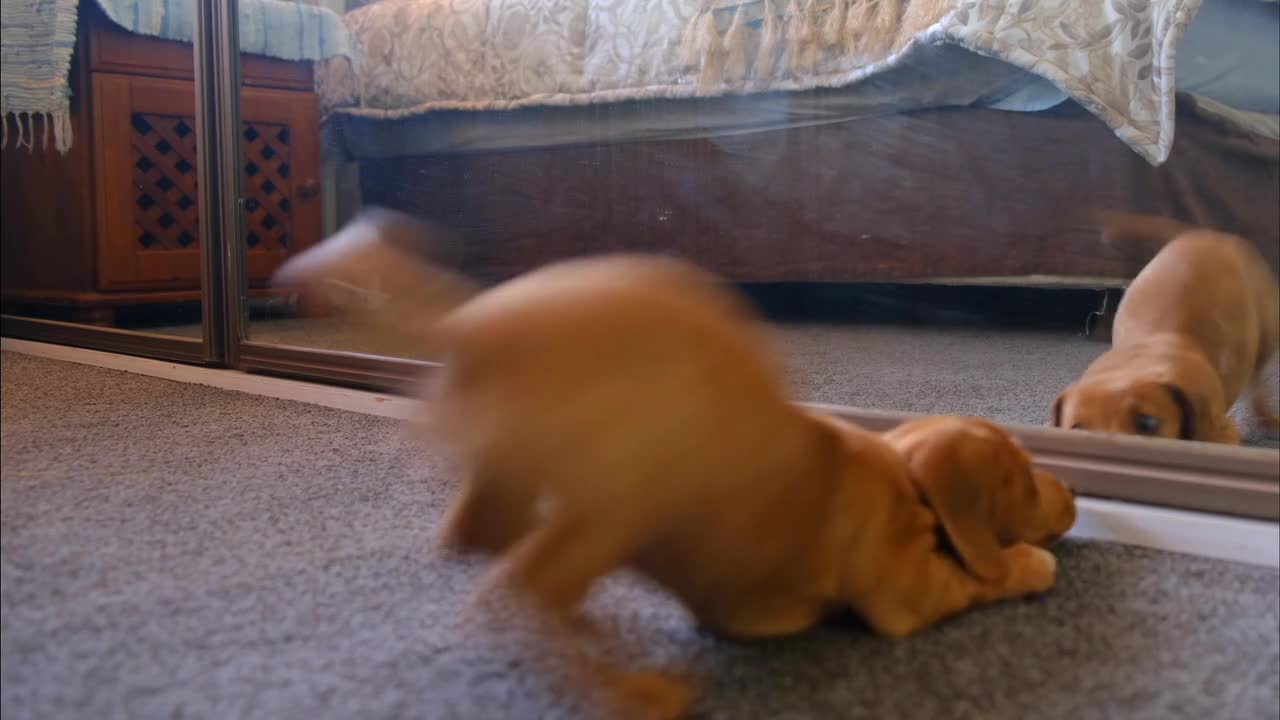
5,0,1271,527
210,0,1274,523
0,316,206,363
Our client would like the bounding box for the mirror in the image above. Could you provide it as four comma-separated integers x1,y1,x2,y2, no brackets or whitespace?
250,0,1278,452
1,2,213,346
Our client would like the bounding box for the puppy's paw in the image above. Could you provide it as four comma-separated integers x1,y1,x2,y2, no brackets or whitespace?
1003,543,1057,596
1214,420,1243,445
603,669,696,720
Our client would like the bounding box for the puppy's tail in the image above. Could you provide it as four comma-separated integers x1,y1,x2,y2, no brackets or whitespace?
272,207,479,356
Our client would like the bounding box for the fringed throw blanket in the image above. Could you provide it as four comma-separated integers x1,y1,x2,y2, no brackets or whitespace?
0,0,80,153
320,0,1203,164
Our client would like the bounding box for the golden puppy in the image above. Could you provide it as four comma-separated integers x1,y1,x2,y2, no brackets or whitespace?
275,209,1075,718
1053,212,1279,443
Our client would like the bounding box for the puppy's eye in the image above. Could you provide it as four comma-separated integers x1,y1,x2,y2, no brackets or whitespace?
1133,413,1161,435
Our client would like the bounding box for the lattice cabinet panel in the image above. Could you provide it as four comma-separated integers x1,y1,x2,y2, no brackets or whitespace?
241,122,294,252
131,113,200,251
94,73,320,291
129,115,298,255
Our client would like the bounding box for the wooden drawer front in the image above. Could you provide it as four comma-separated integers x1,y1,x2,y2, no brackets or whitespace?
93,73,322,291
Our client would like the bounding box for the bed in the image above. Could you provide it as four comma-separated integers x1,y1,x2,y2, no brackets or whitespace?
314,0,1280,285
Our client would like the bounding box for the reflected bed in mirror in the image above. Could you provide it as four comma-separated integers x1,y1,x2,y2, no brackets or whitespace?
255,202,1278,454
243,0,1277,454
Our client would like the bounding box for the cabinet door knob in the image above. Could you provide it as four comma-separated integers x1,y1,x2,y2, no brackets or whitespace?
298,178,321,199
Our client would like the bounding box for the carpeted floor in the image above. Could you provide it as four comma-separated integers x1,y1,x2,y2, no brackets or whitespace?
2,351,1278,720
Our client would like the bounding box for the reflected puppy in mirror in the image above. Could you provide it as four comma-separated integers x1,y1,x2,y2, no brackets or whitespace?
272,207,478,360
274,209,1066,719
884,416,1076,583
1053,212,1279,443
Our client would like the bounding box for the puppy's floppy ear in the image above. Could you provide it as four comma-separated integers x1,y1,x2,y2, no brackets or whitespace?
1162,383,1196,440
910,446,1007,582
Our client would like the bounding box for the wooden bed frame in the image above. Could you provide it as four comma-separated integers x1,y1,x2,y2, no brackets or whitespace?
356,98,1279,286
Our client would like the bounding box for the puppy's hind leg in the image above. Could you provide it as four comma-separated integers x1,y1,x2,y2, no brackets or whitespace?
438,463,539,555
486,502,650,614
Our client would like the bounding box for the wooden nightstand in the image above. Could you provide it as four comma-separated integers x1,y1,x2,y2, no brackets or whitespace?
1,3,322,325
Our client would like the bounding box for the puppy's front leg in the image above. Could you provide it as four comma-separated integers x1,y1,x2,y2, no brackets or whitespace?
1203,415,1242,444
855,542,1056,638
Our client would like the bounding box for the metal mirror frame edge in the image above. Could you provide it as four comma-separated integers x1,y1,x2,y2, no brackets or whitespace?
193,0,245,365
0,316,206,363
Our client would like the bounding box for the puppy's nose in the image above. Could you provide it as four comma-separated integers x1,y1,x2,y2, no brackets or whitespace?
1068,485,1078,498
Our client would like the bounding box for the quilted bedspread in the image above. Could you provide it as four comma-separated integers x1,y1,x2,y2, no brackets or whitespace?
318,0,1204,164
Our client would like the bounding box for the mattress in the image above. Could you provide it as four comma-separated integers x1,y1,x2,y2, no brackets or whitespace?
326,0,1278,162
